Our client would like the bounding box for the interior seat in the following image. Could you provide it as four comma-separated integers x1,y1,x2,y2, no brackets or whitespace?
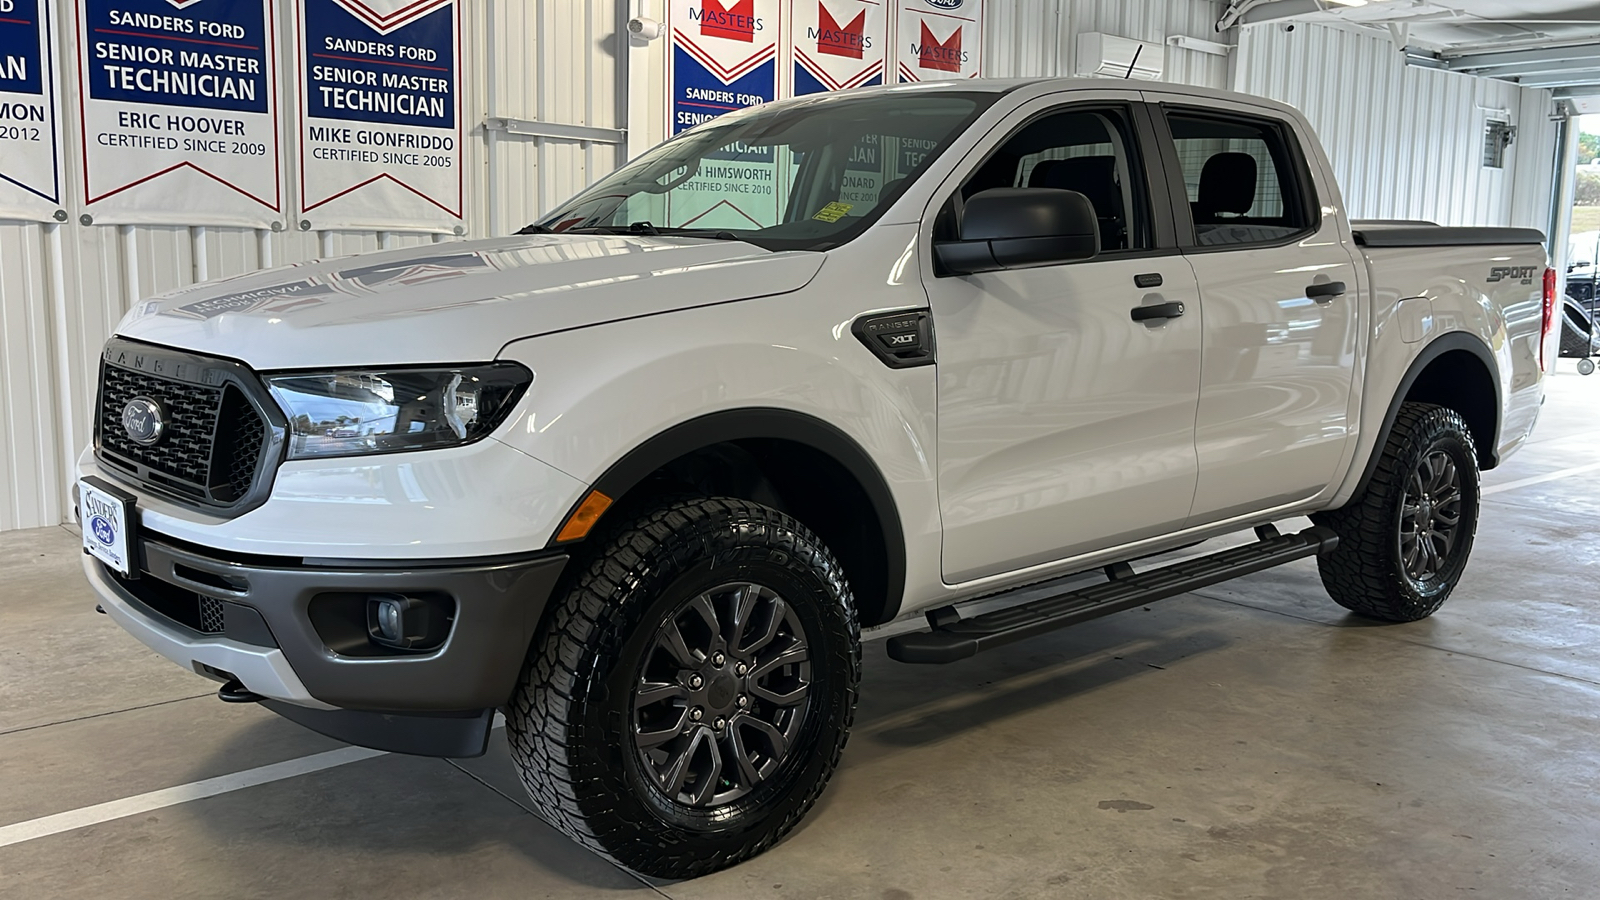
1028,156,1127,250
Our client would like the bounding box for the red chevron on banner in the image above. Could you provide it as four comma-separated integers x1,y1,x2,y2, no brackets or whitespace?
795,48,881,91
815,3,866,59
696,0,757,42
329,0,451,35
673,28,775,83
916,21,962,72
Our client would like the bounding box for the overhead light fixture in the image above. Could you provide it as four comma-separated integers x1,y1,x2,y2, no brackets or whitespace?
1326,0,1369,6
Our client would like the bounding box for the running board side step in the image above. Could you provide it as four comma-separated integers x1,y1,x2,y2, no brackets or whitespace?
887,525,1338,664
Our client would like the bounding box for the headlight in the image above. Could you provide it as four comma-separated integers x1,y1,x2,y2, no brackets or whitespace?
266,363,532,460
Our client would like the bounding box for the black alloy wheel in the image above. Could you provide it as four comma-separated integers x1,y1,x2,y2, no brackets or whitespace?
633,582,813,808
1313,402,1481,622
1397,450,1465,585
507,497,859,879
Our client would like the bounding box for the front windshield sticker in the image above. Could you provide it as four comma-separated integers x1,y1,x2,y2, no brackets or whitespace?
789,1,887,95
895,0,985,83
811,201,852,223
666,0,782,229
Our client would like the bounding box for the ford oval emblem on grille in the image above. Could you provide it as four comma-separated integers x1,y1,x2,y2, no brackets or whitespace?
121,396,166,446
923,0,963,8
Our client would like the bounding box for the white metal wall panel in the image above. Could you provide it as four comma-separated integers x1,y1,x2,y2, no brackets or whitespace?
0,223,61,532
1235,23,1557,231
1061,0,1231,89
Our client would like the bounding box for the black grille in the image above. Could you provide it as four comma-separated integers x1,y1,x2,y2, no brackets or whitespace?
96,354,271,507
100,365,222,494
199,596,227,634
109,568,222,634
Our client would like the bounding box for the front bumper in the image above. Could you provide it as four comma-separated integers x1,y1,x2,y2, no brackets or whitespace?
84,531,566,755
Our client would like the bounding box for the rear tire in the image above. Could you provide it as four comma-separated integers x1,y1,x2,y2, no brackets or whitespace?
506,497,860,878
1311,403,1481,622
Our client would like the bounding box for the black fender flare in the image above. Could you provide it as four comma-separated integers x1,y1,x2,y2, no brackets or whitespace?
1352,331,1502,498
547,407,907,622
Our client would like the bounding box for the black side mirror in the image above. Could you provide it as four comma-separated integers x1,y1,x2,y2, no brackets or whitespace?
935,187,1100,276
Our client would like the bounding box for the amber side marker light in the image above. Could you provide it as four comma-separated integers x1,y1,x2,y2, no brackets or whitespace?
556,490,613,542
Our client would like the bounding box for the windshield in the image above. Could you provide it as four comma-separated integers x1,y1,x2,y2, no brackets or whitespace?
534,91,995,251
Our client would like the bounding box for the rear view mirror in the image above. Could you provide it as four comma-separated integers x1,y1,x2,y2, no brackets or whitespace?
935,188,1100,276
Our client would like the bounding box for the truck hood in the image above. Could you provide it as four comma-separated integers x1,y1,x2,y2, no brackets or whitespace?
114,234,824,369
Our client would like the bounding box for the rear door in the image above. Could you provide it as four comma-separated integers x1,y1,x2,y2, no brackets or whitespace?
923,94,1203,583
1147,99,1362,524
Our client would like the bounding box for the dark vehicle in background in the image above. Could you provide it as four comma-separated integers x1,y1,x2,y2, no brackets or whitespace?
1563,264,1600,359
1566,231,1600,361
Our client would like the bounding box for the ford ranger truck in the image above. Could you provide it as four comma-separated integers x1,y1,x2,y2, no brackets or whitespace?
77,79,1558,877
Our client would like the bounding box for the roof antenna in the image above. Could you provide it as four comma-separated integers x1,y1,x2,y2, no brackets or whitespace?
1125,44,1143,79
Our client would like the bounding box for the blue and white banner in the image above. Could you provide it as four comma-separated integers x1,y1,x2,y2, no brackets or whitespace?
74,0,282,226
895,0,982,83
297,0,462,232
666,0,781,229
789,0,886,96
0,0,65,222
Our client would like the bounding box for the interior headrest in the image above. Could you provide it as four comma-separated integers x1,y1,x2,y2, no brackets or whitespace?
1031,156,1120,216
1199,152,1258,216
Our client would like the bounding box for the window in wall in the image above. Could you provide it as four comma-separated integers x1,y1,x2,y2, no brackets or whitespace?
948,107,1152,253
1166,111,1313,247
1483,120,1514,169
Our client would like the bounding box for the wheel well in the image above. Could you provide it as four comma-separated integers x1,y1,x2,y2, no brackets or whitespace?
597,439,897,626
1402,349,1498,470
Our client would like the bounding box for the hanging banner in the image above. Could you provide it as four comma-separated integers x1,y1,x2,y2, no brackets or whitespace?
665,0,781,229
75,0,282,227
0,0,65,222
789,0,886,96
895,0,983,83
296,0,462,232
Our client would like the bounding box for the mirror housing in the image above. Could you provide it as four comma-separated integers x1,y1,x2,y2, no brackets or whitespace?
935,187,1100,276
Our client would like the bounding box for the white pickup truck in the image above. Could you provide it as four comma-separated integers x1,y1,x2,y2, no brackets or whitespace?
78,79,1556,877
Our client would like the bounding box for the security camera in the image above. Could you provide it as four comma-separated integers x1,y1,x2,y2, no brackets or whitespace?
1282,22,1296,32
628,16,662,41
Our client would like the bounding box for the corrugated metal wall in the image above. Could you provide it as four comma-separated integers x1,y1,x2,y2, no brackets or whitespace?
992,0,1232,89
0,1,1566,532
1235,22,1559,230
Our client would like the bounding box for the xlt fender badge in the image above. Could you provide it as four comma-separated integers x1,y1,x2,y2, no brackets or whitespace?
852,310,936,369
1487,266,1539,285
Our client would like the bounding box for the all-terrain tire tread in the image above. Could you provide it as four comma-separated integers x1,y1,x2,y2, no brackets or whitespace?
505,497,860,879
1312,402,1480,622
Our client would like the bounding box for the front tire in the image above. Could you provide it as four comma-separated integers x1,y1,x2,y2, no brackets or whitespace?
506,498,860,878
1312,403,1481,622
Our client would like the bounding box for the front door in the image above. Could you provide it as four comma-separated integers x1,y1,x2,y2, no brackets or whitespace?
924,98,1203,583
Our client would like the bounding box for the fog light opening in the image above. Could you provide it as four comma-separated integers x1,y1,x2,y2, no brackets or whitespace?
365,594,451,651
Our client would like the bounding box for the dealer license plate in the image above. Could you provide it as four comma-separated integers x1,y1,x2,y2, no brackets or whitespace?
80,478,138,576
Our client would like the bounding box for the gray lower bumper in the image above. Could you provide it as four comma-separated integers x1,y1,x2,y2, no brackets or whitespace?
84,533,568,714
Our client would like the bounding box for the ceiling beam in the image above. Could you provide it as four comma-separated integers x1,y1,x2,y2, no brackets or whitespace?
1515,70,1600,89
1444,43,1600,72
1462,59,1600,78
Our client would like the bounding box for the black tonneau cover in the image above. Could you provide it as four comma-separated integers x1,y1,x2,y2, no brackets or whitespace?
1352,221,1546,248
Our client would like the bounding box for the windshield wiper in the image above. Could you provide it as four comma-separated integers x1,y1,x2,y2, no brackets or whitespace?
542,224,757,246
515,223,555,234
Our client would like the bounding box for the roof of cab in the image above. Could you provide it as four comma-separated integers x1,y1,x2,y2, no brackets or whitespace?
759,77,1306,122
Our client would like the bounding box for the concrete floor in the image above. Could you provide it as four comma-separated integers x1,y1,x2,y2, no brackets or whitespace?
2,363,1597,900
